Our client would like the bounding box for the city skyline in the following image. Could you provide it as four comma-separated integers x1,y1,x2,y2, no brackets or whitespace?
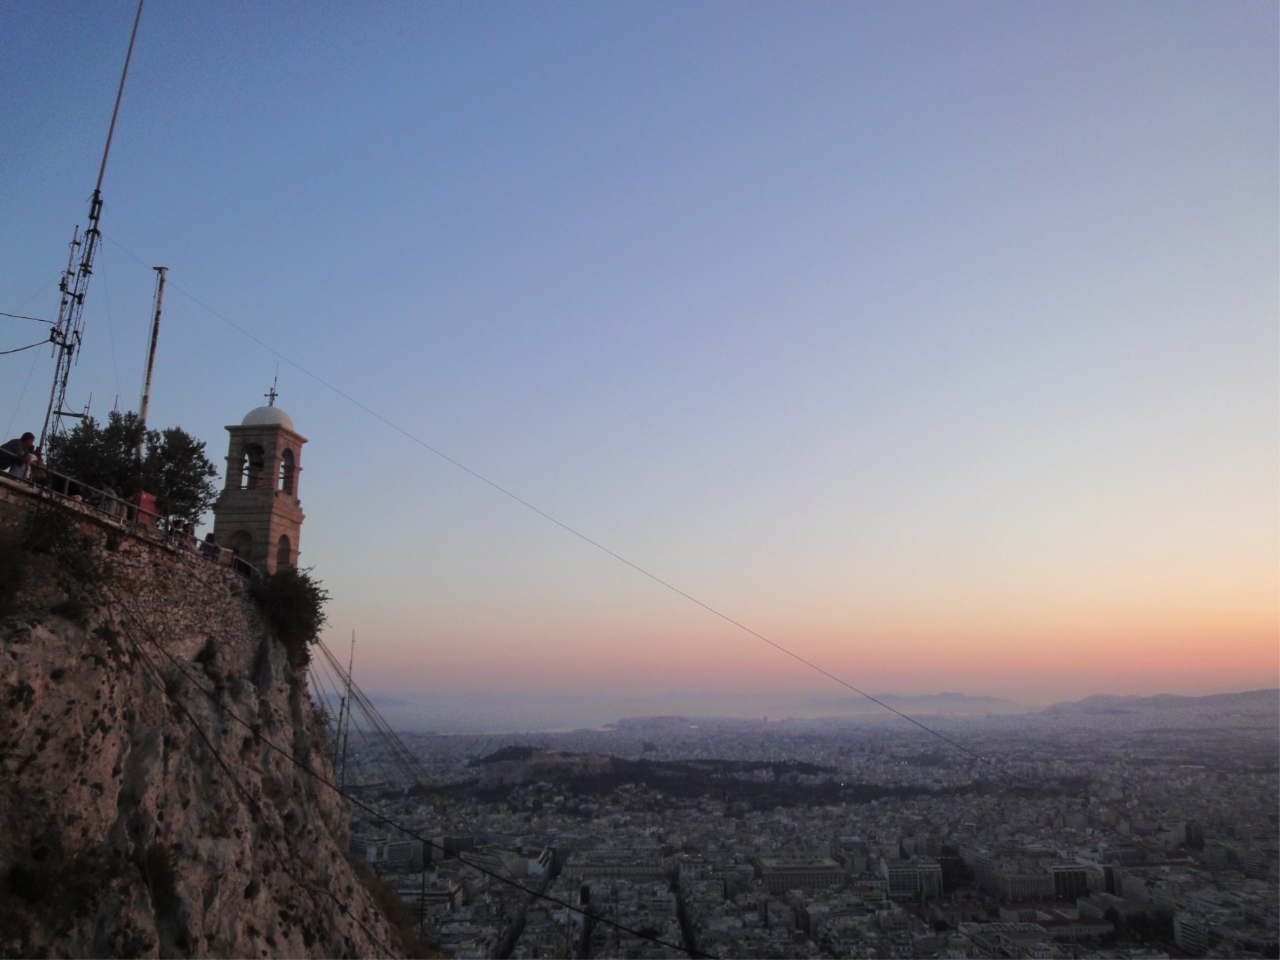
1,2,1276,723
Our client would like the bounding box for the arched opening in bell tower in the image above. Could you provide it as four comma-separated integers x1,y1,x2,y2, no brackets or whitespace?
228,529,253,559
278,448,296,495
241,444,266,489
276,534,292,571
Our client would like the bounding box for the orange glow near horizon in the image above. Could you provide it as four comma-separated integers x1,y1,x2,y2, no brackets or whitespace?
350,603,1278,708
333,520,1278,711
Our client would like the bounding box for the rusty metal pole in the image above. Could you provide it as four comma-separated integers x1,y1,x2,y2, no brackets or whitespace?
136,265,167,458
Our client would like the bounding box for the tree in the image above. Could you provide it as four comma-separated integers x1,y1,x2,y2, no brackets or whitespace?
146,426,221,526
46,410,219,526
45,411,147,496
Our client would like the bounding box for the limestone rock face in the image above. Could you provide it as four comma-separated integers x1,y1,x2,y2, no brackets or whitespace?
0,493,404,958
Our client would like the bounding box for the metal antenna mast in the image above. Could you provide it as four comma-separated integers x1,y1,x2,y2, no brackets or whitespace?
339,631,356,790
136,265,167,457
40,0,145,451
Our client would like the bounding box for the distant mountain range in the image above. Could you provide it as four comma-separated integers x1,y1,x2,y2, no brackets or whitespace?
808,688,1279,718
1041,688,1279,717
804,692,1026,715
609,688,1280,726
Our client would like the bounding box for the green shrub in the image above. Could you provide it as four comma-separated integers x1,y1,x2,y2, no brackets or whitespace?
248,567,329,669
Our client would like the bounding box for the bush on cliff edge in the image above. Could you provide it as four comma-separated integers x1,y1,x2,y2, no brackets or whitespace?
248,567,329,668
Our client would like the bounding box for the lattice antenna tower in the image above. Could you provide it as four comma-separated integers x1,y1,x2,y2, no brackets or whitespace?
40,0,146,451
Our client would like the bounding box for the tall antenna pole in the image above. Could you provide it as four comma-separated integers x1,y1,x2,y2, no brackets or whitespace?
40,0,145,452
136,265,167,457
334,631,351,776
339,631,356,790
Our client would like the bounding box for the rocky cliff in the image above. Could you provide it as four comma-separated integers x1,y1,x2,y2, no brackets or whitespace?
0,481,409,958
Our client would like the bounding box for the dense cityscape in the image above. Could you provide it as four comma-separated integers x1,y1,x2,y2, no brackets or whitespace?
333,690,1279,959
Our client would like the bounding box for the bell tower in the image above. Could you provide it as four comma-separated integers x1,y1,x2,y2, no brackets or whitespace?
212,389,307,574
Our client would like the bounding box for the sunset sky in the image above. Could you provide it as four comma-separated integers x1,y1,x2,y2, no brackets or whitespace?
1,2,1275,729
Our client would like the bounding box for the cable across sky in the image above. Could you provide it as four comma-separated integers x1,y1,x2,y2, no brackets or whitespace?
104,231,1084,795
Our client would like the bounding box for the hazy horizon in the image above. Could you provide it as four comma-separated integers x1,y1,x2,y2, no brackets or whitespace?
350,684,1279,735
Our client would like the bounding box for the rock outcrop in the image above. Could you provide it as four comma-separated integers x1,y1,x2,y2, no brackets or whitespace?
0,483,408,958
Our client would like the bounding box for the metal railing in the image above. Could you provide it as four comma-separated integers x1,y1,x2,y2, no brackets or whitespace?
1,464,258,577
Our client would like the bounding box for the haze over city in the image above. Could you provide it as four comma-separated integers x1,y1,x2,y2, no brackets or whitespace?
2,2,1276,730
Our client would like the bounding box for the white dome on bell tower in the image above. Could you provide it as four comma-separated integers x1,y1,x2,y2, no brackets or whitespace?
241,405,295,431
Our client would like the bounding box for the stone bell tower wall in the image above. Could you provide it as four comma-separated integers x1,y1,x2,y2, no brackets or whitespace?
212,420,307,574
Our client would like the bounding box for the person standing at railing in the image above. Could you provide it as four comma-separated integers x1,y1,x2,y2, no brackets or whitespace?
100,476,122,517
200,532,220,559
0,432,41,479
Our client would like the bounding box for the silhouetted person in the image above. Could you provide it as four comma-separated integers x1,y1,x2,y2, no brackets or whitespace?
100,476,122,517
0,432,41,479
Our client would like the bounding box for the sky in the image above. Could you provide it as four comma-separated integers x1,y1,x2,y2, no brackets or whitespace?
1,1,1276,731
